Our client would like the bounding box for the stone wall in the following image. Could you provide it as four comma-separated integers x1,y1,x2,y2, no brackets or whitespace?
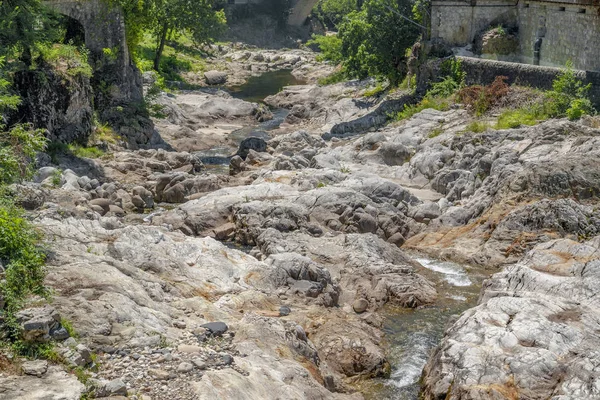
458,56,600,106
430,0,518,46
518,2,600,70
430,0,600,72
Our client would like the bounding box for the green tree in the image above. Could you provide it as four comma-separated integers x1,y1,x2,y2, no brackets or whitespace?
315,0,359,27
0,58,20,118
0,0,59,65
338,0,420,85
149,0,226,71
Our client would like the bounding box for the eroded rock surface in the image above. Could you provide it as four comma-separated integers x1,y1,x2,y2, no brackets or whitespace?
421,237,600,400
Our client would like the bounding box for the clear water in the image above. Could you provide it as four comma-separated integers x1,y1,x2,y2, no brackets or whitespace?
228,69,305,103
362,257,488,400
197,72,300,168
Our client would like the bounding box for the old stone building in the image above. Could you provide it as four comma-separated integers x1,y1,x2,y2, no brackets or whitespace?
430,0,600,71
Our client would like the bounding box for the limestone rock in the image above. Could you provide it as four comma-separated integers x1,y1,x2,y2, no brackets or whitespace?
16,306,61,343
204,70,228,85
421,237,600,400
0,365,85,399
21,360,48,377
352,298,369,313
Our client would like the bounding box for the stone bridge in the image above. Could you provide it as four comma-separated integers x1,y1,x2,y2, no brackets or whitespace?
43,0,150,147
288,0,320,26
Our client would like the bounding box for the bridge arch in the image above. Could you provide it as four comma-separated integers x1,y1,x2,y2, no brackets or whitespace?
288,0,320,26
43,0,150,146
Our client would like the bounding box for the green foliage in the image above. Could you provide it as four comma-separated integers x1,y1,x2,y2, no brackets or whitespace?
135,32,207,85
313,0,359,27
399,73,416,90
566,98,594,121
463,121,490,133
10,341,61,362
338,0,421,85
495,25,506,36
149,0,226,70
412,0,430,24
102,47,119,63
0,124,48,185
73,366,92,385
37,43,93,78
363,82,386,97
494,63,595,128
47,141,105,161
439,58,465,87
0,0,60,63
496,106,546,129
318,69,348,85
0,57,20,116
51,169,62,187
393,96,451,122
67,144,104,159
0,201,47,337
91,122,121,145
307,34,343,64
427,76,461,98
544,62,594,120
61,318,78,339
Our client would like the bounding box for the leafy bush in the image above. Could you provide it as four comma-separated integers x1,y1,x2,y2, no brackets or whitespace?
313,0,358,27
544,62,594,120
566,98,594,121
0,58,20,114
338,0,420,85
0,125,47,185
307,34,343,64
439,58,466,87
0,200,47,337
37,43,93,78
428,76,461,98
495,63,595,128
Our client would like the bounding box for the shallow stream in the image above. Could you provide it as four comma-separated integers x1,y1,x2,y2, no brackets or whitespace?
209,70,488,399
363,257,487,399
197,70,302,172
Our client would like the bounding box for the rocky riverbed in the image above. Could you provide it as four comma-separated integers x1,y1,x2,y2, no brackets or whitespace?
3,48,600,400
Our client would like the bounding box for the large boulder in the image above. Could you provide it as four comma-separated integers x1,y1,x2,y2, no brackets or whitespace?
204,70,228,85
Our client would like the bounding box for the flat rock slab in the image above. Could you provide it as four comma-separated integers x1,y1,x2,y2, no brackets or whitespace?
0,365,84,400
22,360,48,377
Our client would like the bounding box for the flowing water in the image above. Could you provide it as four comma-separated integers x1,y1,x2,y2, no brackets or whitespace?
198,70,302,171
208,70,487,399
363,257,488,399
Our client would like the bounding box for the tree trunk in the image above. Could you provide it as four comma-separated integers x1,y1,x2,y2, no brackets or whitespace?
153,23,169,71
